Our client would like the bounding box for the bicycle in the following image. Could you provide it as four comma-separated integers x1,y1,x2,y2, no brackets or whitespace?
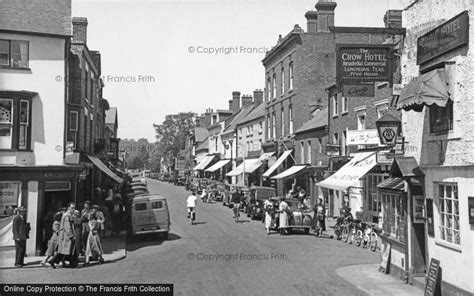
354,222,368,247
363,223,379,252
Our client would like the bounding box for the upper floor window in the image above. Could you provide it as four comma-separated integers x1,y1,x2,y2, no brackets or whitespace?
300,141,305,163
281,67,285,95
333,132,339,145
289,63,294,90
0,96,32,150
67,111,79,149
342,96,348,114
267,116,271,140
356,110,366,130
332,94,339,116
307,141,311,164
289,105,293,134
318,138,323,153
266,78,271,101
376,103,389,119
0,40,29,69
271,112,276,138
272,74,277,99
281,107,285,137
430,100,453,134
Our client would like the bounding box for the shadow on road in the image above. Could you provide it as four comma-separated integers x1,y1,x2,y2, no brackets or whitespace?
126,233,181,252
192,221,207,225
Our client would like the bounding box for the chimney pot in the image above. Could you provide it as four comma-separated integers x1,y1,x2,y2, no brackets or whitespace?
72,17,88,44
315,0,337,32
253,89,264,105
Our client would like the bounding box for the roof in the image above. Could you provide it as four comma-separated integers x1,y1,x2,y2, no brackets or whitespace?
194,127,209,143
295,107,328,134
377,177,405,191
223,105,255,133
195,137,209,152
392,156,424,178
105,107,117,125
238,103,265,125
0,0,72,36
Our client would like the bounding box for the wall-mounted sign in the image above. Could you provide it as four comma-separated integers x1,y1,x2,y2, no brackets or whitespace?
468,196,474,225
336,45,392,86
417,11,469,65
44,171,75,180
392,84,402,95
325,145,340,156
347,129,380,146
413,195,425,224
342,84,375,97
0,182,20,216
376,150,394,165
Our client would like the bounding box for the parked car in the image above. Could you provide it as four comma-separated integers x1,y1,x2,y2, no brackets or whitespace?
176,176,186,186
285,198,314,235
222,184,249,207
247,186,277,220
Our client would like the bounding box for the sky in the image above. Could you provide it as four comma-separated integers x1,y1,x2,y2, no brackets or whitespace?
72,0,408,142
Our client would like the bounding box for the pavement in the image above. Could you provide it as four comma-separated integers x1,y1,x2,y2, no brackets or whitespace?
0,231,127,270
336,263,424,296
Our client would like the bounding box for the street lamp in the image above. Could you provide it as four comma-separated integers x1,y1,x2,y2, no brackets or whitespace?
375,113,402,146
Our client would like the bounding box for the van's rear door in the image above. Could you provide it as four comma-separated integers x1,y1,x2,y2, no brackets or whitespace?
132,199,155,233
150,199,170,231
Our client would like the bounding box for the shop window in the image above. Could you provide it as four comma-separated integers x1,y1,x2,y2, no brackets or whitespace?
0,182,21,217
0,40,29,68
430,100,453,134
437,183,460,245
381,192,406,243
0,97,32,150
333,132,339,145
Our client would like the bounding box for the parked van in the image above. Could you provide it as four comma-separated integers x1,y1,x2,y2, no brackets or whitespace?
129,195,170,239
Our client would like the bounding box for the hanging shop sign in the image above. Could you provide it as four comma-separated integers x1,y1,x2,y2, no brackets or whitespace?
336,45,392,87
347,129,380,146
417,11,469,65
342,84,375,97
0,182,20,216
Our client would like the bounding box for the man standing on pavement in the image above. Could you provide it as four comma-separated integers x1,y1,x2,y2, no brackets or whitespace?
50,202,77,268
12,206,28,268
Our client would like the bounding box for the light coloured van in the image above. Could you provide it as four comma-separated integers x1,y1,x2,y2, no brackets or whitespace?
130,195,170,239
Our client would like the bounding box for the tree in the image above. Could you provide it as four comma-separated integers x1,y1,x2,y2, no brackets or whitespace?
120,138,151,170
152,112,196,166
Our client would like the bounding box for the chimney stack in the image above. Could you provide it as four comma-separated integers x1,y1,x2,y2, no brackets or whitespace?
305,11,318,33
232,91,241,113
242,95,253,108
315,0,337,32
203,109,212,127
72,17,88,44
253,89,264,105
228,100,233,111
384,10,402,28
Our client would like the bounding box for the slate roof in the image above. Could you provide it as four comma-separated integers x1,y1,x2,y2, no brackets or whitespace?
194,127,209,143
294,107,328,134
238,103,265,125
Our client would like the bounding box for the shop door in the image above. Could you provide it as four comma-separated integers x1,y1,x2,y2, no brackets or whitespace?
411,188,426,276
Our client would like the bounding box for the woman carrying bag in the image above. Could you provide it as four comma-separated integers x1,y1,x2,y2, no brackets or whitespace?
84,210,104,266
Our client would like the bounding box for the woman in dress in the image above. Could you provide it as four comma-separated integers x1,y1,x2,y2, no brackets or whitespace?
313,197,326,236
84,211,104,266
278,197,289,235
263,197,274,235
42,211,62,267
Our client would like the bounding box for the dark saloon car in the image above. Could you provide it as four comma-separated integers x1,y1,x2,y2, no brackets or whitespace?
247,186,277,220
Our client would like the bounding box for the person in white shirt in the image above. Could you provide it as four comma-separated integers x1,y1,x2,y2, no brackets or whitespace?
186,191,198,221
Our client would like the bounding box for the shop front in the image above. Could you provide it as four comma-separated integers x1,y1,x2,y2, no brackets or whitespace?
0,165,81,255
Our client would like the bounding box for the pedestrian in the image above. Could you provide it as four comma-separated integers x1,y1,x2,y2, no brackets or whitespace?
72,210,82,259
263,197,274,235
81,201,91,256
84,208,104,266
50,202,77,268
111,195,124,237
278,197,289,235
94,204,106,239
297,186,307,203
12,206,28,268
313,197,326,236
42,211,62,267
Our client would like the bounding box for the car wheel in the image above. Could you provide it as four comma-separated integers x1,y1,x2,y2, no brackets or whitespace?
304,228,310,235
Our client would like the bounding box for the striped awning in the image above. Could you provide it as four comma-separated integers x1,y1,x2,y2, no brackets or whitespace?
262,150,293,178
226,159,263,177
205,159,231,172
193,155,217,171
87,155,123,183
271,164,309,180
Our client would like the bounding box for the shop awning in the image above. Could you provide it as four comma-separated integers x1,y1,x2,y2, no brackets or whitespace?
226,158,263,177
193,155,217,171
87,155,123,183
262,150,293,178
205,159,231,172
377,177,404,191
316,152,377,192
397,68,450,112
271,164,309,180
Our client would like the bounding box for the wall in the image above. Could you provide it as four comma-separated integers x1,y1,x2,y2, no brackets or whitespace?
402,0,474,293
0,33,66,166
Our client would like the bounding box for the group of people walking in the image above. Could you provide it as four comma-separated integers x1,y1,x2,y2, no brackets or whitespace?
40,202,105,268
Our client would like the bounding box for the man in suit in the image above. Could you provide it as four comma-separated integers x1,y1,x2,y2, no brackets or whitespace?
50,202,77,268
12,206,28,268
